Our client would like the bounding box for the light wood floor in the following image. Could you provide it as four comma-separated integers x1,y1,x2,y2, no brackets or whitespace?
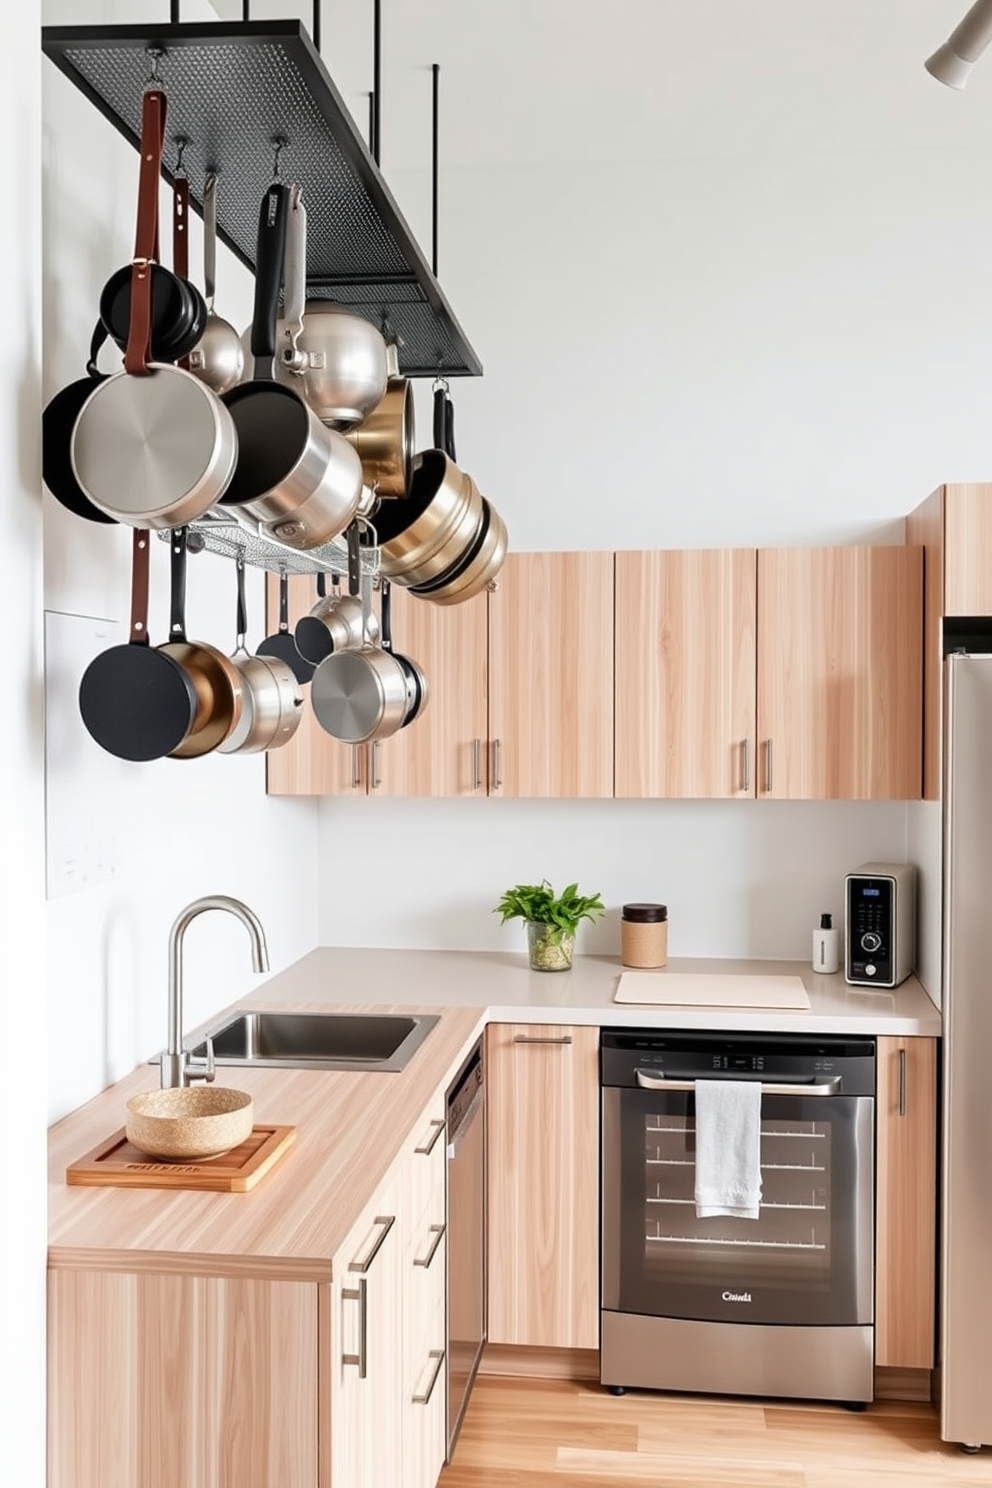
438,1376,989,1486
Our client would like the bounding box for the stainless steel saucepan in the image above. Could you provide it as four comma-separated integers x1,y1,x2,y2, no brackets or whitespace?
218,556,304,754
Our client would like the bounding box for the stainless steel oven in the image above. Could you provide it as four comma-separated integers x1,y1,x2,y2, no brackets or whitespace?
601,1029,876,1405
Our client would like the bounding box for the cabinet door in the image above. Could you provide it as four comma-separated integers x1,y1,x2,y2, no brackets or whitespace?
368,584,489,797
265,573,365,796
331,1190,403,1488
875,1036,937,1370
756,545,923,799
48,1270,319,1488
615,548,757,798
486,1023,599,1349
487,552,614,798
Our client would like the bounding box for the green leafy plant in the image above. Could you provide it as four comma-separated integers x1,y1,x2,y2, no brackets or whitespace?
494,879,605,945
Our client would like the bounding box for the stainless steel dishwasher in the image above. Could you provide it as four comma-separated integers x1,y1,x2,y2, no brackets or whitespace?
445,1038,486,1456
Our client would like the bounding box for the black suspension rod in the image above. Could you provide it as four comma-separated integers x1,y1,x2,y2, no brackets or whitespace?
372,0,381,165
312,1,321,54
432,63,439,276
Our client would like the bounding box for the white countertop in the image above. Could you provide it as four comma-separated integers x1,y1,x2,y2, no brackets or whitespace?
242,948,941,1037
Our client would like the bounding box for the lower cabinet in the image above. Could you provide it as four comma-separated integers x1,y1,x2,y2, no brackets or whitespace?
874,1034,938,1371
486,1023,600,1350
47,1269,320,1488
48,1092,450,1488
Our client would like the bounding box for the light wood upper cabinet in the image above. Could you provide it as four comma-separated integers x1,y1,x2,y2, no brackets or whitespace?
487,551,615,798
486,1023,599,1350
875,1035,937,1371
369,583,489,797
615,548,757,798
756,545,923,800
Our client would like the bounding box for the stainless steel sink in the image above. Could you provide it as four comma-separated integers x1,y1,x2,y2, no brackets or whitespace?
188,1010,440,1074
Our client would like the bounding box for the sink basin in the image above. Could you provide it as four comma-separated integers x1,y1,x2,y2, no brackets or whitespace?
188,1010,440,1074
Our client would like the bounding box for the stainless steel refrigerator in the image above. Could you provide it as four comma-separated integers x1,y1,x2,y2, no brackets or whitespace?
941,646,992,1450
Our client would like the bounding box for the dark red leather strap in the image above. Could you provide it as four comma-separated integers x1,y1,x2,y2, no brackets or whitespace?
129,530,151,646
124,88,167,376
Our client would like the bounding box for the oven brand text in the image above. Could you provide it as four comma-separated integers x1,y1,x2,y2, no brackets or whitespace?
722,1290,752,1303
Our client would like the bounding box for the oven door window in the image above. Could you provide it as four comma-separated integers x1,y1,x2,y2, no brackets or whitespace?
602,1087,874,1327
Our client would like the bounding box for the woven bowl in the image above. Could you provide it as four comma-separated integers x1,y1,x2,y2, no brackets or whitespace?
125,1086,254,1160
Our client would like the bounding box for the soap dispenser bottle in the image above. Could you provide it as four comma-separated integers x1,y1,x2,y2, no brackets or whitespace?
812,912,840,975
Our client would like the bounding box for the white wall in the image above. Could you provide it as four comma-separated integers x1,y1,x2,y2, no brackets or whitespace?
313,0,985,982
3,4,47,1483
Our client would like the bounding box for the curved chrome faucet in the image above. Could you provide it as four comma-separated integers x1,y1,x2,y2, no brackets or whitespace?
161,895,270,1089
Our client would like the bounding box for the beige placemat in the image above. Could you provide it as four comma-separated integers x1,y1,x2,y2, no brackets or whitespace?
614,972,811,1010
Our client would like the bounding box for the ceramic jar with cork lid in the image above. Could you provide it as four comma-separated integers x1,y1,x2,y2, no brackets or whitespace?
621,903,668,968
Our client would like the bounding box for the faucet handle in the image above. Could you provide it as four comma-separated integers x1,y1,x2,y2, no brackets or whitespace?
186,1035,216,1085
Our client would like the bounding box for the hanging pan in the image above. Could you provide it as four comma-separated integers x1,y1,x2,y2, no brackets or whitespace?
257,568,315,685
187,172,244,395
158,526,244,758
70,88,238,529
220,181,363,550
42,320,117,524
78,529,197,761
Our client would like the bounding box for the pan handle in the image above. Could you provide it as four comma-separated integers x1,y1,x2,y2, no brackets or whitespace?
129,530,151,646
249,183,289,378
277,570,290,635
235,554,249,650
380,577,393,652
433,383,446,450
169,528,189,643
203,172,219,308
280,184,307,373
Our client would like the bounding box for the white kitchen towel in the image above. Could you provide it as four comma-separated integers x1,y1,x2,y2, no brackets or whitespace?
693,1079,763,1220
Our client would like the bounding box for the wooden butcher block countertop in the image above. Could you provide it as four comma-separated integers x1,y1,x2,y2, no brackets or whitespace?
48,1001,485,1282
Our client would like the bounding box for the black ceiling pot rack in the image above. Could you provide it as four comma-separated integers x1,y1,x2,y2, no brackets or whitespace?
41,13,481,378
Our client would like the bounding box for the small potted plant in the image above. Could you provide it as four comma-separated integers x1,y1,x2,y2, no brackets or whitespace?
494,878,605,971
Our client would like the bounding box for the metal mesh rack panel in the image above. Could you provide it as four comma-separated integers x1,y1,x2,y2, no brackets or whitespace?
42,20,482,378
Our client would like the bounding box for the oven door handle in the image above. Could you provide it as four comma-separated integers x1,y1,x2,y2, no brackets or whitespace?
634,1071,843,1096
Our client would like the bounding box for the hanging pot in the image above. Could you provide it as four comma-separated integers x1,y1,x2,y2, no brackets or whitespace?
374,450,483,588
220,182,363,550
99,168,207,366
158,526,245,758
218,555,304,754
294,555,378,666
42,320,118,524
343,339,415,497
272,276,389,427
407,494,508,605
70,89,238,530
379,578,429,728
187,172,244,395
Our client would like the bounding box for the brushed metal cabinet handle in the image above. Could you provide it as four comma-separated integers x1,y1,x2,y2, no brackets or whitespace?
471,737,481,792
370,738,381,790
350,744,362,790
765,738,773,794
412,1349,445,1406
414,1117,446,1156
348,1214,395,1274
413,1223,446,1270
898,1047,907,1117
341,1277,367,1378
740,737,750,794
491,736,502,790
513,1033,573,1045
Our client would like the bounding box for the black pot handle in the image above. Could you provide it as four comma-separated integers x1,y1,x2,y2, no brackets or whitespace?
169,527,189,642
380,577,393,652
235,554,248,645
250,183,289,377
444,392,456,461
433,383,446,451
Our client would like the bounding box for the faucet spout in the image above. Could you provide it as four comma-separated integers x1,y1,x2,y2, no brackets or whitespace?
162,895,270,1089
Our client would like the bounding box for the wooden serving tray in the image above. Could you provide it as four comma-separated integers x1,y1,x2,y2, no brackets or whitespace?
66,1124,297,1193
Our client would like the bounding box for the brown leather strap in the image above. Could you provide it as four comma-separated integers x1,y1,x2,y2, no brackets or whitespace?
124,88,167,377
129,530,151,646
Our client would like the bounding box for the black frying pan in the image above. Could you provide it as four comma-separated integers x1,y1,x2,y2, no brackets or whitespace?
42,321,117,524
78,529,197,761
257,570,315,684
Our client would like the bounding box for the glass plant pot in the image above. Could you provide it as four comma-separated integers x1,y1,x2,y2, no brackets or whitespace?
526,921,575,972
